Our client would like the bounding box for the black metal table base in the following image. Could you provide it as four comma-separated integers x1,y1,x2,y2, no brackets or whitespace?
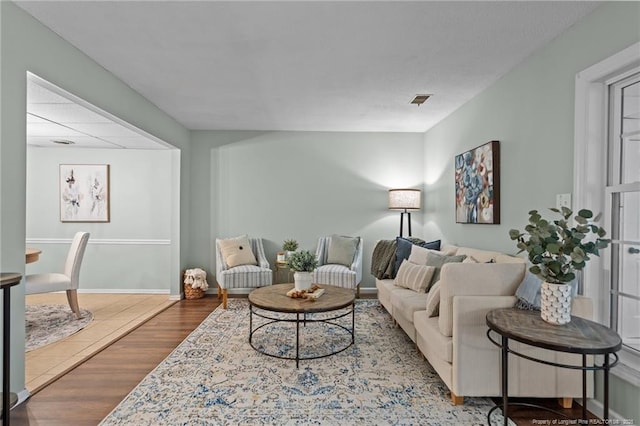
249,303,355,368
486,330,619,426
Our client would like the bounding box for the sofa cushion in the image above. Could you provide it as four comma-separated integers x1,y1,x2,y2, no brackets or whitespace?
438,262,525,336
495,254,526,264
376,278,396,315
454,247,502,264
390,289,429,325
218,235,257,268
425,252,467,290
394,260,436,292
414,311,452,363
425,281,441,317
327,235,359,266
440,244,459,256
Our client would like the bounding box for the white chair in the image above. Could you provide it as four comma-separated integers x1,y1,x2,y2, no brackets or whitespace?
312,236,363,297
215,237,272,309
25,232,90,319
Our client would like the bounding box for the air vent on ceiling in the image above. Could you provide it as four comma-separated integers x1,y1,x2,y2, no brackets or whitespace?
410,94,431,106
51,139,75,145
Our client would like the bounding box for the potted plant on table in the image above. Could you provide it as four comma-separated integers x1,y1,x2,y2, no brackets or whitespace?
509,207,609,325
287,249,318,291
282,239,299,260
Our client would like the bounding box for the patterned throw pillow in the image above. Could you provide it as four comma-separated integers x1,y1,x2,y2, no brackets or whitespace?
425,281,441,317
394,260,436,293
218,235,257,268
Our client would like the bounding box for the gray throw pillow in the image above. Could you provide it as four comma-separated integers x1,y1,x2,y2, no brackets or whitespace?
327,235,359,267
424,252,467,290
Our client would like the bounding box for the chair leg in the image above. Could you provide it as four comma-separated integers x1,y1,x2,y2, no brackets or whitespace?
222,289,228,309
66,289,81,319
451,392,464,405
217,283,223,301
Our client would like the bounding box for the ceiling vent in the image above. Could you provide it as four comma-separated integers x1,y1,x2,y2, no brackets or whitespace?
51,139,75,145
410,94,431,106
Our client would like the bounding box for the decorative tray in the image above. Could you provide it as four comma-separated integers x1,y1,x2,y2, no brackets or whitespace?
286,284,325,301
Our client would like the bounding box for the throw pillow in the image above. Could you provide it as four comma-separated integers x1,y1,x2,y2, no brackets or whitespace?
424,252,467,291
394,237,442,278
408,244,442,265
394,260,436,292
326,235,359,266
425,281,441,317
218,235,257,268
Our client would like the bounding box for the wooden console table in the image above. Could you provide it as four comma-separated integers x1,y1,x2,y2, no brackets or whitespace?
486,308,622,426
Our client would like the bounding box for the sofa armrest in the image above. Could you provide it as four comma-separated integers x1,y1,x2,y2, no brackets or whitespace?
452,295,517,396
439,263,525,336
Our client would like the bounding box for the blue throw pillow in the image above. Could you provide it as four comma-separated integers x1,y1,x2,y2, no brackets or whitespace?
393,237,442,278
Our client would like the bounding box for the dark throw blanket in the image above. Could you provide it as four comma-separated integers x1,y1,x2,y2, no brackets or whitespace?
371,239,397,279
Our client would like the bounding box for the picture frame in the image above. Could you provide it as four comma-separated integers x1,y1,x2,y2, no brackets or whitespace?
60,164,110,222
454,141,500,224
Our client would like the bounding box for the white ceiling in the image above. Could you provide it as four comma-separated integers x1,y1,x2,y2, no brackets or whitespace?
18,1,601,133
27,77,170,149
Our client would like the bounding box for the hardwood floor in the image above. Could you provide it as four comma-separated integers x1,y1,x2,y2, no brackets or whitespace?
12,295,219,426
11,294,597,425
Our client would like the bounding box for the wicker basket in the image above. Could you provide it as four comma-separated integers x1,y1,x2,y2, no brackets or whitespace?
184,283,204,299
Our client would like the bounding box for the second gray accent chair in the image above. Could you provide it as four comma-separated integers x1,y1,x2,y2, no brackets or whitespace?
312,235,363,297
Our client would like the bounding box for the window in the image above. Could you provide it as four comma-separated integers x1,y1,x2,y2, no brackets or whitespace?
574,42,640,381
607,74,640,367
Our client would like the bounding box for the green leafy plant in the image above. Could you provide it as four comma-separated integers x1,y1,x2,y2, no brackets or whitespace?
287,250,318,272
282,239,299,251
509,207,610,284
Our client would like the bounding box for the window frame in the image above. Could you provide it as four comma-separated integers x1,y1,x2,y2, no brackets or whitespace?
574,41,640,384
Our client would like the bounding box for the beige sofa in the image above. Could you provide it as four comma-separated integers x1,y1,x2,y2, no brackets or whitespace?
376,243,593,406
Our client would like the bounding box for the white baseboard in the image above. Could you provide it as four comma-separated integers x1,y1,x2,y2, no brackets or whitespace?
585,398,625,421
15,388,30,406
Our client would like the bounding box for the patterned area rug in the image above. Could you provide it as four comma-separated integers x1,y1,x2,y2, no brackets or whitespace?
100,299,510,425
25,304,93,352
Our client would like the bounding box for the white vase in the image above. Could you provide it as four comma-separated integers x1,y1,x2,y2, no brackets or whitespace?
540,282,573,325
294,271,313,291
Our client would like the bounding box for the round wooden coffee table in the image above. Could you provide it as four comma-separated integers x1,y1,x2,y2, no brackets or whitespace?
248,283,355,368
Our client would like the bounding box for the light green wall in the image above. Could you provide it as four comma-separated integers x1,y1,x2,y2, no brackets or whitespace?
26,147,174,291
190,130,424,289
0,2,189,394
422,2,640,421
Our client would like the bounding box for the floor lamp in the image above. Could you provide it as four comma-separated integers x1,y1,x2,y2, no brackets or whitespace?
388,188,421,237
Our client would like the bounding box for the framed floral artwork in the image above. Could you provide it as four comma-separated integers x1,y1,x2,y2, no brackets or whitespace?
60,164,110,222
454,141,500,224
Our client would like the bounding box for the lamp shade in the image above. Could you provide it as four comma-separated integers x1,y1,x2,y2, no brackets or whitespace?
388,188,421,210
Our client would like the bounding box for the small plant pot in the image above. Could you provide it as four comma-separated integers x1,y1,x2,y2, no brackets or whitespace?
540,282,572,325
294,272,313,291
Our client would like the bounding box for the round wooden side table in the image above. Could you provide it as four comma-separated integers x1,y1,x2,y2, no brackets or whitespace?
486,308,622,426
